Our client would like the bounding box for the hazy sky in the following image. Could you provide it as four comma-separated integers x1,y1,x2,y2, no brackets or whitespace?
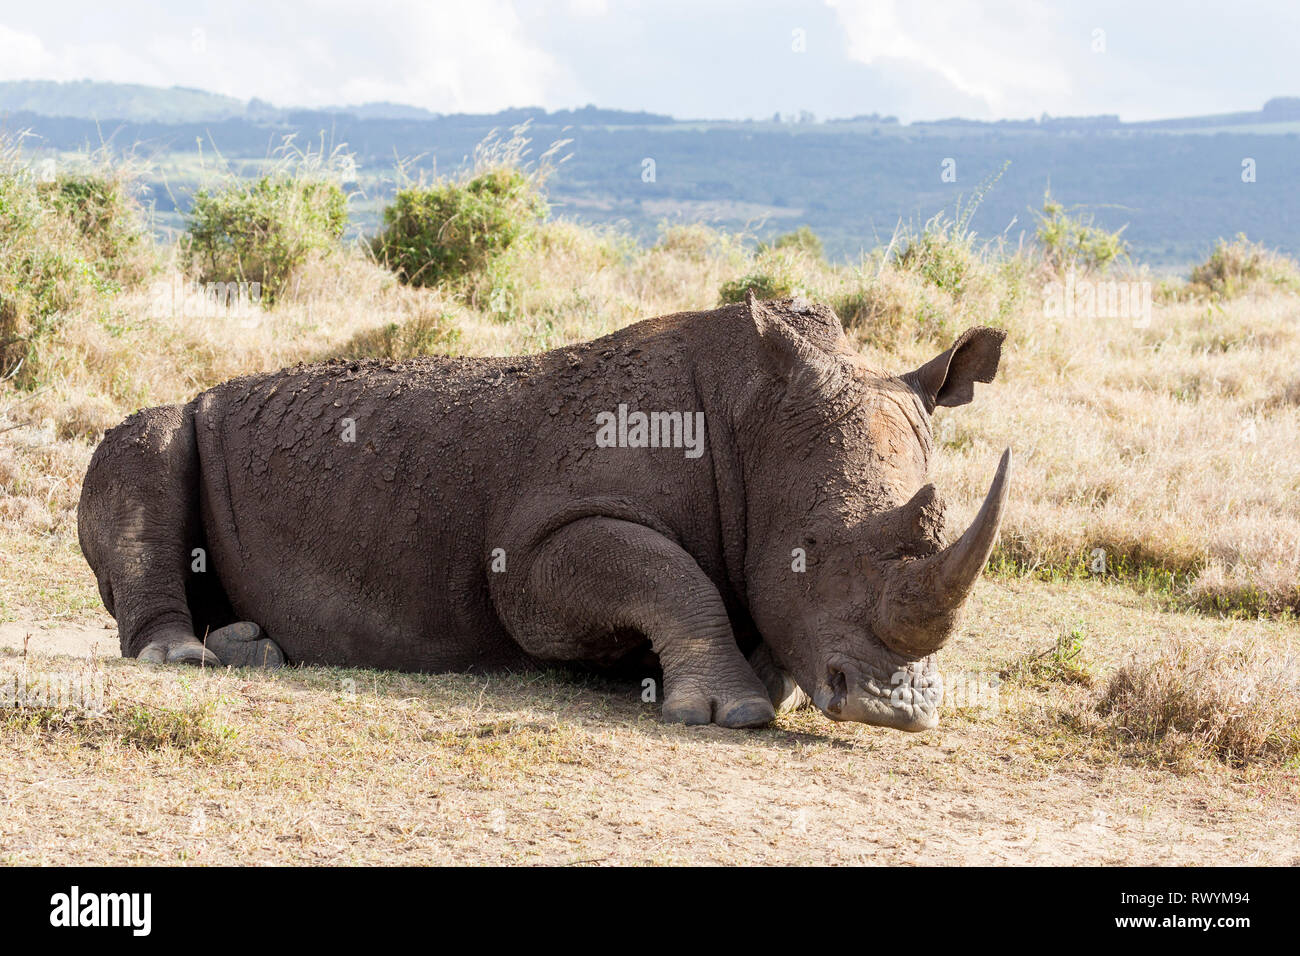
0,0,1295,122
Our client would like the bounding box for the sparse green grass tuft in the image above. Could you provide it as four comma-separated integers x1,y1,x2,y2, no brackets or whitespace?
120,699,237,755
1001,624,1094,688
2,697,237,757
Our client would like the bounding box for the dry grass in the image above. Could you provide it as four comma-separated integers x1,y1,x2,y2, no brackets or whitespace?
1186,233,1300,299
923,288,1300,616
1094,638,1300,769
3,213,1300,620
3,577,1298,864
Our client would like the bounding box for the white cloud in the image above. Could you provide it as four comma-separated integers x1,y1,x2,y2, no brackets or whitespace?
0,25,52,78
563,0,610,16
0,1,569,112
826,0,1073,117
0,1,1295,122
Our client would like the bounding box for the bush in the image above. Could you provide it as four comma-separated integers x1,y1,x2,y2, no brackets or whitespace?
758,225,824,261
832,210,1029,352
1187,233,1300,298
1034,189,1128,273
896,215,984,296
38,172,152,287
0,139,149,384
329,308,462,361
653,223,742,264
184,171,347,303
719,271,796,304
719,247,819,304
373,165,547,288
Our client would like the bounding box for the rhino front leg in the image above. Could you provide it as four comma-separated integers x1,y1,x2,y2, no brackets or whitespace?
497,517,775,729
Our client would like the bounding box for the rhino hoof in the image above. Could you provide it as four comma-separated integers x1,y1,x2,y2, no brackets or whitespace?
716,698,776,729
662,696,713,726
137,639,222,668
204,621,285,668
662,694,775,729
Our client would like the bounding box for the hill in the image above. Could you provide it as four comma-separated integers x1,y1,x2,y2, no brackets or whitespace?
3,81,1299,267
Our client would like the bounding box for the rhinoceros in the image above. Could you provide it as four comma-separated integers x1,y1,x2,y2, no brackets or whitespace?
77,292,1009,730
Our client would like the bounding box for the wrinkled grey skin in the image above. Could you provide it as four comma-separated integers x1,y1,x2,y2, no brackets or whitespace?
78,293,1008,730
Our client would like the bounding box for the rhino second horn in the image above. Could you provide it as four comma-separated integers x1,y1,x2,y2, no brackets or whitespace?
875,448,1012,656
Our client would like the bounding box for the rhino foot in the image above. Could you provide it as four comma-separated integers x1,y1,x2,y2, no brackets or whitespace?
203,621,285,668
137,637,221,667
136,622,283,669
663,692,775,729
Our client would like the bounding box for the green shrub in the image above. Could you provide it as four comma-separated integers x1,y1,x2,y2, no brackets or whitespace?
38,171,152,287
184,172,347,303
719,270,797,304
833,196,1029,352
0,140,148,384
1187,233,1300,298
830,269,951,348
896,216,982,296
330,308,462,361
653,222,743,265
893,163,1008,295
372,165,548,288
718,246,820,304
759,225,824,261
1034,189,1128,272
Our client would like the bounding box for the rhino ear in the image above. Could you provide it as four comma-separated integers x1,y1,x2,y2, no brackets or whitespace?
747,290,841,394
908,327,1006,411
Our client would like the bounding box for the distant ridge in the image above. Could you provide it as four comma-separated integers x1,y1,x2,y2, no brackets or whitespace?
0,79,674,127
0,80,246,123
2,79,1297,130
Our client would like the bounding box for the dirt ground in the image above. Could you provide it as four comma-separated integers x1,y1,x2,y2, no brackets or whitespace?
2,577,1297,866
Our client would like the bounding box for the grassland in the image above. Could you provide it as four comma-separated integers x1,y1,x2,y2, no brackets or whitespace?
4,578,1297,865
1,141,1298,864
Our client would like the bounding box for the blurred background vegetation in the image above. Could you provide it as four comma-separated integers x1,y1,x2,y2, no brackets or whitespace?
4,82,1300,269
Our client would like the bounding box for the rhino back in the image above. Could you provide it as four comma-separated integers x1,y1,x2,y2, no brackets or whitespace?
191,356,540,669
184,311,740,671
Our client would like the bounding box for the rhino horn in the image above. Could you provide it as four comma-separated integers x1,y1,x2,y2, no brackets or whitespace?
875,448,1011,655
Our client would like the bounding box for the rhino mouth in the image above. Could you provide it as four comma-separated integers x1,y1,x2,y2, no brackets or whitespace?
813,653,943,731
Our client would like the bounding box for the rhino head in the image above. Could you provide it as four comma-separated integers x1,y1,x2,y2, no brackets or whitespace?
739,293,1010,731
